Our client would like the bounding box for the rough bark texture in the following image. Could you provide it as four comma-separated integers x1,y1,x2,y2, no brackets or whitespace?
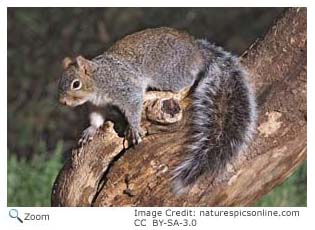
51,8,307,207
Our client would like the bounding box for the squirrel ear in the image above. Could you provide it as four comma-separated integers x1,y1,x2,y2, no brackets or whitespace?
76,56,96,75
62,57,73,69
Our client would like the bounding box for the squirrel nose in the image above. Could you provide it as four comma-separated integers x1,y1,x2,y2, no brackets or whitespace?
59,97,67,105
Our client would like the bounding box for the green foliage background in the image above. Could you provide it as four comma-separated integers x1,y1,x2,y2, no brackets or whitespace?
7,7,306,207
8,142,63,207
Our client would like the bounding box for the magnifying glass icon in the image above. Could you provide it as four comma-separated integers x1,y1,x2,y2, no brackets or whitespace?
9,209,23,223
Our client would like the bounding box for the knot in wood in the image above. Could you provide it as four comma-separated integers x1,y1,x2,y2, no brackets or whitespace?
145,98,183,124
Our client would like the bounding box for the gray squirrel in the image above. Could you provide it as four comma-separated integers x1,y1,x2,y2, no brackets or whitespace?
58,27,257,193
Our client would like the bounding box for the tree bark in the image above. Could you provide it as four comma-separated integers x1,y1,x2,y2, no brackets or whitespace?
51,8,306,207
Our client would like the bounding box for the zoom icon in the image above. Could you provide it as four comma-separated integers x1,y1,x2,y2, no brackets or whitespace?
9,209,23,223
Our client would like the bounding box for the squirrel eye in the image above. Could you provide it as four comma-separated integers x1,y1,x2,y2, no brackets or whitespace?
71,79,81,90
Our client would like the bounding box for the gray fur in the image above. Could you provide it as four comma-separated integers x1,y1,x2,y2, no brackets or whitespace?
58,28,257,193
172,40,257,194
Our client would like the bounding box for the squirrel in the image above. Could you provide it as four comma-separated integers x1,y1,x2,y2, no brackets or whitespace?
58,27,257,194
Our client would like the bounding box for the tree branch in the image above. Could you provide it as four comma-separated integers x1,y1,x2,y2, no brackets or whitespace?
51,8,306,207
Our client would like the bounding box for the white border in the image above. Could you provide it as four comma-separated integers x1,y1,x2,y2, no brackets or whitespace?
1,1,312,230
1,0,7,215
0,0,311,7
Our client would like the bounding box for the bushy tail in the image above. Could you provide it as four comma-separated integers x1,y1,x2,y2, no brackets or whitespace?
172,41,257,194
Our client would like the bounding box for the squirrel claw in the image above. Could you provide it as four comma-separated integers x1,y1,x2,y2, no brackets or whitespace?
79,126,98,145
125,128,142,146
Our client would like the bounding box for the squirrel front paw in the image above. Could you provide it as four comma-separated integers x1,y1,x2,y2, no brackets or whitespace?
125,127,143,146
79,126,98,145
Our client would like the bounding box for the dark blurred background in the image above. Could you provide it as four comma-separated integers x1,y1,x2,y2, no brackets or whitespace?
7,7,306,206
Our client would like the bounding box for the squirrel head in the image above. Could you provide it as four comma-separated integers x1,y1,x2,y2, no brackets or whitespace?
58,56,97,107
